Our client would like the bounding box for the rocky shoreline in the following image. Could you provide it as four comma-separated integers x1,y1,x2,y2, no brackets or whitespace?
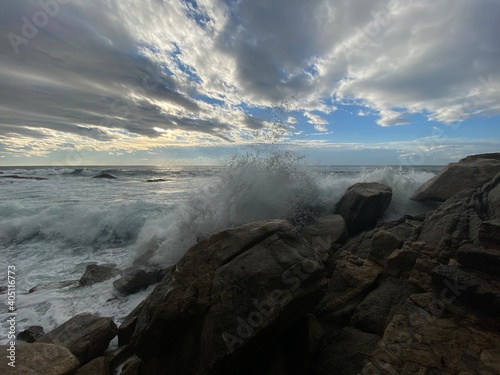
2,153,500,375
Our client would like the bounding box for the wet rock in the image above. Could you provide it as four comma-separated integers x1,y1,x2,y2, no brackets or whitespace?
17,325,45,343
79,264,120,286
92,173,117,179
113,267,167,295
0,175,48,180
29,280,79,294
411,154,500,201
37,312,118,364
0,343,79,375
146,178,168,182
131,220,327,375
336,182,393,235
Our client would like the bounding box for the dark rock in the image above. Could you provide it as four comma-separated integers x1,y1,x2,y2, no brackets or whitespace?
0,286,7,294
131,220,327,375
336,182,393,235
92,173,117,179
0,343,79,375
456,243,500,276
317,251,382,318
118,300,147,346
430,265,500,315
301,214,347,253
478,220,500,248
75,356,109,375
29,280,79,294
146,178,168,182
37,312,118,364
351,279,415,335
17,325,45,343
368,230,404,266
121,356,142,375
384,244,419,278
418,173,500,250
105,345,134,370
113,267,166,295
0,175,48,180
411,155,500,201
79,264,120,286
315,327,380,375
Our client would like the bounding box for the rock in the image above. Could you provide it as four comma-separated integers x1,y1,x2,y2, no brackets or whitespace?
121,356,142,375
37,312,118,364
79,264,120,286
131,220,327,375
418,173,500,250
113,267,166,295
0,285,7,294
118,300,147,346
336,182,393,235
362,294,500,375
430,265,500,315
351,278,415,336
75,356,109,375
146,178,168,182
105,345,134,370
315,327,380,375
411,155,500,201
0,343,80,375
29,280,79,294
17,325,45,343
318,251,382,318
384,244,419,278
478,220,500,248
481,349,500,373
457,243,500,276
0,175,48,180
92,173,117,179
301,214,347,253
368,230,404,266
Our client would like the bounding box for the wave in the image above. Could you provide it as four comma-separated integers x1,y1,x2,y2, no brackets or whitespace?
1,151,439,266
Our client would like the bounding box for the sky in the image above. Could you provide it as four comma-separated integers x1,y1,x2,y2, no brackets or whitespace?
0,0,499,166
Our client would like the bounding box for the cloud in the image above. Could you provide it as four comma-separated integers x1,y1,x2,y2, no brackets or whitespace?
0,0,499,159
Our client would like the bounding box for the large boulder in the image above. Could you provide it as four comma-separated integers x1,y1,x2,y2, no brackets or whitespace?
37,313,118,364
411,154,500,201
130,220,327,375
457,243,500,276
336,183,393,235
0,343,80,375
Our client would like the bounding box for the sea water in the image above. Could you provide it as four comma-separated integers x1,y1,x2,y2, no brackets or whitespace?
0,152,441,343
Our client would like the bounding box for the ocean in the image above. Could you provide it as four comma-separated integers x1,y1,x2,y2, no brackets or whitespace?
0,152,442,345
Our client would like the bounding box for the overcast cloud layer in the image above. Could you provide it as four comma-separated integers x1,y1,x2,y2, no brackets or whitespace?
0,0,499,161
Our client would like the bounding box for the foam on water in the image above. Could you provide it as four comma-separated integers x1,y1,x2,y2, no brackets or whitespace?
0,153,441,343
